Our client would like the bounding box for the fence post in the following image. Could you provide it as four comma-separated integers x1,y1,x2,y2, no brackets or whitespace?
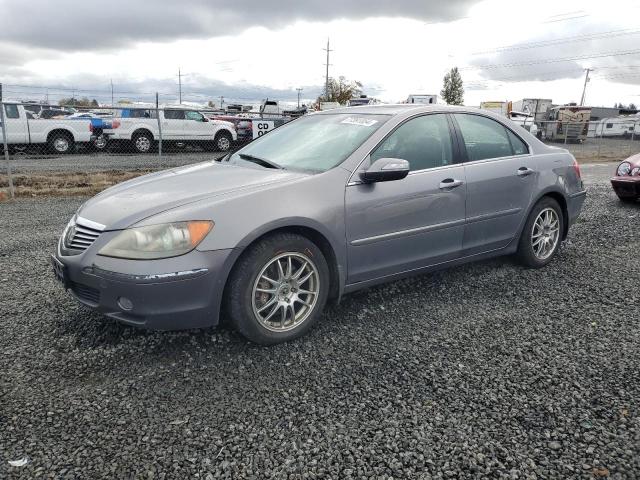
0,83,15,200
156,92,163,162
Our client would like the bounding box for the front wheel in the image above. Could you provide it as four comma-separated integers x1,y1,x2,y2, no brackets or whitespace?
516,197,564,268
132,132,153,153
215,131,233,152
225,233,330,344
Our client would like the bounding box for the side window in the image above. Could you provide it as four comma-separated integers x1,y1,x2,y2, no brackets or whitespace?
506,129,528,155
455,114,516,161
371,114,453,171
164,110,185,120
185,111,203,121
4,104,20,119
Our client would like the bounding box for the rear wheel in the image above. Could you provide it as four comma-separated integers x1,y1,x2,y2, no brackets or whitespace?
517,197,564,268
48,132,74,154
132,131,153,153
225,233,330,345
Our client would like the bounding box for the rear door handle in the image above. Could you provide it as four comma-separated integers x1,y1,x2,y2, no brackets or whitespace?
517,167,535,177
439,178,464,189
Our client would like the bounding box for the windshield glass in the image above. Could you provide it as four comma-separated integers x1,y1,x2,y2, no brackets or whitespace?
229,113,390,172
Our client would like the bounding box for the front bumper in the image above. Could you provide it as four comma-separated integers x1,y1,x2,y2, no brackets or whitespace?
53,237,235,330
611,177,640,198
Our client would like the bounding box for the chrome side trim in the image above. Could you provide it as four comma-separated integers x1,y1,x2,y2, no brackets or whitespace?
76,216,106,232
351,218,465,246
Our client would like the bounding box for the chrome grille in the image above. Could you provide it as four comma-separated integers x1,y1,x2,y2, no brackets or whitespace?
65,219,103,251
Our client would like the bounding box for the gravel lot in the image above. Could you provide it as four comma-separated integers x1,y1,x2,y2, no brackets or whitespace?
1,163,639,479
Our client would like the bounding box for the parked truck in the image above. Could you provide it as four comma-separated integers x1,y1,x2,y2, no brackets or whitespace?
103,106,237,153
511,98,552,138
0,102,95,153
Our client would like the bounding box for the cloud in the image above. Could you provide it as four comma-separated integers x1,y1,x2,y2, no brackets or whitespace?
468,22,640,85
0,0,476,52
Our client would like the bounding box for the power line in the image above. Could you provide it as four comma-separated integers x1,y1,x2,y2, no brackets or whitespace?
471,28,640,55
464,48,640,70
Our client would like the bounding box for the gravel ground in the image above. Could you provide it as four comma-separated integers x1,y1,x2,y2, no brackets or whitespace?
1,163,639,479
8,150,227,174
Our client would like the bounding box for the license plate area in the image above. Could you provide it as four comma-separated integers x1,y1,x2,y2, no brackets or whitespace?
50,255,69,289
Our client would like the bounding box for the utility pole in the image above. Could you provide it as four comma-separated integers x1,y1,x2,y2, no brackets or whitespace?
323,38,333,100
110,79,114,107
296,88,303,108
580,68,592,106
178,68,182,104
219,96,224,110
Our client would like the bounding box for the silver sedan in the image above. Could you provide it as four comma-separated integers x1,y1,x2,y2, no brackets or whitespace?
52,105,586,344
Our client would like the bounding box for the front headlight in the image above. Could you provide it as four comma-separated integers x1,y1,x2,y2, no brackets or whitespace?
617,162,631,176
98,221,213,260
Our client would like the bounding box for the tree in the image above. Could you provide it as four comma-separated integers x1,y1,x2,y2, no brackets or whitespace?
57,97,98,108
441,67,464,105
629,103,637,110
316,76,363,105
207,100,216,108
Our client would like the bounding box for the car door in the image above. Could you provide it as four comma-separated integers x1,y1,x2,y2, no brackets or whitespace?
162,109,185,139
184,111,211,139
452,113,536,255
345,113,466,284
2,104,28,143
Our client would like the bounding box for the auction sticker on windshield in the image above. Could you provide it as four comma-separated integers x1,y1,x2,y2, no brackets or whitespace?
341,117,379,127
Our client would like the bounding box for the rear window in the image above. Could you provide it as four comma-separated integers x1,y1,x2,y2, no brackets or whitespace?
4,104,19,119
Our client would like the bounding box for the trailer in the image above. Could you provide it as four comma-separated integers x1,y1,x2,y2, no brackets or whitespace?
480,101,509,117
543,106,591,143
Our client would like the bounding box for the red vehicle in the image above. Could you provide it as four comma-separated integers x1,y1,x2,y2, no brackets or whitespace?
611,153,640,203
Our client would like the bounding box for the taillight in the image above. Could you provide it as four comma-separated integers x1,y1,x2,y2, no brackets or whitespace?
112,119,121,129
89,123,93,132
573,158,581,179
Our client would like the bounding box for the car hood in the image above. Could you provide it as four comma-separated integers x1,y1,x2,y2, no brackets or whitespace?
77,162,308,230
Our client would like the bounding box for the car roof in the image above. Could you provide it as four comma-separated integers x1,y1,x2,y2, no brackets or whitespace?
315,104,472,116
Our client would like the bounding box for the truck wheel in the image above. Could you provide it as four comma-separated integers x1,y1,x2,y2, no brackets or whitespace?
48,132,74,154
215,131,233,152
92,134,108,151
132,131,153,153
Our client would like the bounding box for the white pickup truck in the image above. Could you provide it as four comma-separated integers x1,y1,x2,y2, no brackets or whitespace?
1,102,95,153
104,106,238,153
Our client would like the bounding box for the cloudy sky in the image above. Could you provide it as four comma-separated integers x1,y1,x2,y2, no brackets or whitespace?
1,0,639,107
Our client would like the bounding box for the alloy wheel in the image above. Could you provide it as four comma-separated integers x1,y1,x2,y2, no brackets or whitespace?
531,207,560,260
135,136,151,152
251,252,320,332
54,137,69,152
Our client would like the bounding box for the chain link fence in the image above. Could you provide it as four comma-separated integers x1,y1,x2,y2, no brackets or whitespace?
2,93,639,199
0,93,298,199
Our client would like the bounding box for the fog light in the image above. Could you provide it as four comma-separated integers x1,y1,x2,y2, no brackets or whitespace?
117,296,133,311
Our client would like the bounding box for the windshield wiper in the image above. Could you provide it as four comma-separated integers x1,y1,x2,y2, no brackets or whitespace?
238,153,283,170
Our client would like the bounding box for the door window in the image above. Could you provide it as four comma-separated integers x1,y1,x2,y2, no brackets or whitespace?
454,114,527,161
164,110,185,120
4,104,20,119
185,111,204,121
506,129,528,155
371,114,453,171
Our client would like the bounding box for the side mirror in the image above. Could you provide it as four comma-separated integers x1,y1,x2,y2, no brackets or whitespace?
202,117,209,122
359,157,410,183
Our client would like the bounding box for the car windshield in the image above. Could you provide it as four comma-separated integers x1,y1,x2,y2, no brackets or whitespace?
229,113,390,172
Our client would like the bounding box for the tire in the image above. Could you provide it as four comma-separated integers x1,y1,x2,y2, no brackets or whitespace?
516,197,564,268
132,131,153,154
214,131,233,152
225,233,330,345
92,134,108,151
48,132,74,154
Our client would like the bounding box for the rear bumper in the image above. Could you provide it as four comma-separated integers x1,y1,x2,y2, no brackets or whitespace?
54,246,235,330
567,189,587,228
611,177,640,198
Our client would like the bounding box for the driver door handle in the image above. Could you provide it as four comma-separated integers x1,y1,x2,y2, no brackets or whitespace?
517,167,535,177
439,178,464,190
